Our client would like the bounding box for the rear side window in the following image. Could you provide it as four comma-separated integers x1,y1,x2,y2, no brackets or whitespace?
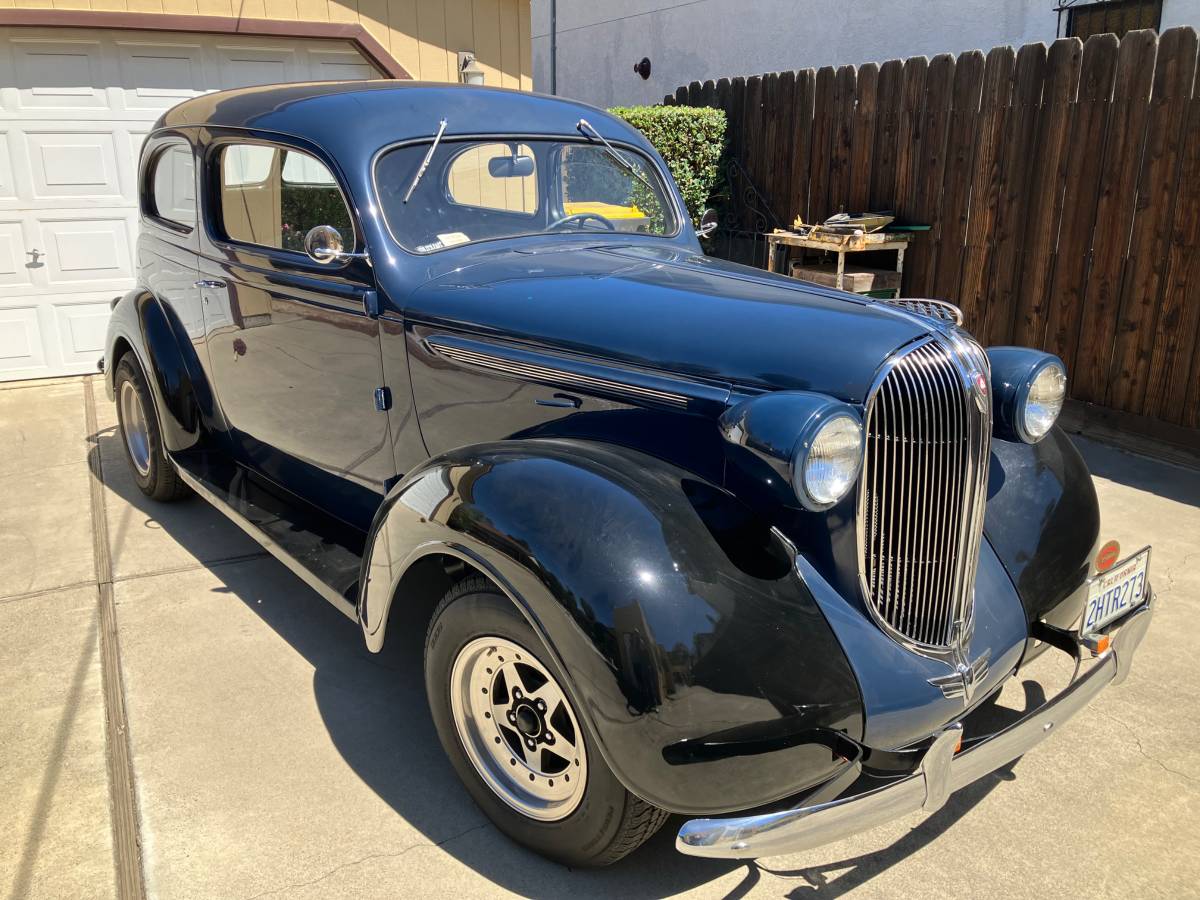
217,143,353,254
149,142,195,228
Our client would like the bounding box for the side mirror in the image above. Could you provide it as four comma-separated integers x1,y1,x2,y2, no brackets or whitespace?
304,225,369,265
488,155,535,178
697,208,719,238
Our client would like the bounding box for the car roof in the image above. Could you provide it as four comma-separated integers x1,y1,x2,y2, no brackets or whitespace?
155,81,657,160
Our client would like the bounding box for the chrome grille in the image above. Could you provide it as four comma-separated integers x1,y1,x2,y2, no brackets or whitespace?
858,337,991,651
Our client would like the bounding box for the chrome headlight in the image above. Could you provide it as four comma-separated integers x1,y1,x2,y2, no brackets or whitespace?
718,391,863,511
986,348,1067,444
1021,361,1067,442
792,412,863,510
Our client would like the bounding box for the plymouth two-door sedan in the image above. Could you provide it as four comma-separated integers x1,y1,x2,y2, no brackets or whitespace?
104,81,1153,866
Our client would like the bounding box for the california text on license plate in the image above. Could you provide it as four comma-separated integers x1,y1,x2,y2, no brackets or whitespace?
1083,546,1151,634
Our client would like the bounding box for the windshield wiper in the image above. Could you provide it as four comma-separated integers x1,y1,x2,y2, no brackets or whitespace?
403,118,448,203
576,118,657,195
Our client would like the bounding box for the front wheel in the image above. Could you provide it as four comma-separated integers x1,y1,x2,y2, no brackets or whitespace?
425,576,668,866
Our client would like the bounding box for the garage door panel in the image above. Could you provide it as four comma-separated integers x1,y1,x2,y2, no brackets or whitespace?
53,296,112,369
117,41,207,110
0,135,14,200
0,222,35,288
307,49,378,81
25,131,122,200
41,216,133,284
0,305,47,374
10,39,110,111
216,46,298,88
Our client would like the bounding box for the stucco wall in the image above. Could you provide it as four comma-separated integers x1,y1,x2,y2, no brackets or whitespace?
532,0,1197,107
0,0,532,87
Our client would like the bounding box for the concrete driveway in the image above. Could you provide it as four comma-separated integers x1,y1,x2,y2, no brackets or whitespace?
3,375,1198,900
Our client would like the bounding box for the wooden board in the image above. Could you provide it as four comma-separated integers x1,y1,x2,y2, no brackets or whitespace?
829,64,857,215
1043,33,1120,370
789,262,902,292
957,45,1015,332
904,52,954,296
893,55,929,223
848,62,879,215
931,49,985,302
981,41,1047,346
790,69,816,226
1012,37,1083,348
809,66,836,222
869,58,904,212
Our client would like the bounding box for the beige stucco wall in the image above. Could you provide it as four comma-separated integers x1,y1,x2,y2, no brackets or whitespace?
0,0,532,88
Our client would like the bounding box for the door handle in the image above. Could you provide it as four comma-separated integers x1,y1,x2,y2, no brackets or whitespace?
194,279,226,289
536,392,582,409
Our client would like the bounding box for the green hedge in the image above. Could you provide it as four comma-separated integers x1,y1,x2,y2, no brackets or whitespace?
608,105,726,226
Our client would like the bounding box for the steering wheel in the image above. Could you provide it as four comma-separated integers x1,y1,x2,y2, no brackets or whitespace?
548,212,616,232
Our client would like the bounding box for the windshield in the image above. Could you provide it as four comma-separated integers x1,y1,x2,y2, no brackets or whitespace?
375,138,680,254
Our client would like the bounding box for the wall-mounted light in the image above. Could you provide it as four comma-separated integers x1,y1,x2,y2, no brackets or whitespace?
458,51,485,86
634,57,651,80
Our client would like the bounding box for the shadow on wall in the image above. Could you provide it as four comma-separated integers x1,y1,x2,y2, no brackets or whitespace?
92,423,1054,896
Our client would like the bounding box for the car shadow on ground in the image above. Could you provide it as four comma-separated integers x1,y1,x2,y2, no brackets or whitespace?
1073,435,1200,508
92,426,1054,897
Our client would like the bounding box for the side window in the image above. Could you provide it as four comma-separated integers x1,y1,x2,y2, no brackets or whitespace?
149,142,196,228
218,143,353,253
446,143,538,215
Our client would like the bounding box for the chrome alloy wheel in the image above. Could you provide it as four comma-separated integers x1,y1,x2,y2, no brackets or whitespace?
449,636,588,821
119,379,151,476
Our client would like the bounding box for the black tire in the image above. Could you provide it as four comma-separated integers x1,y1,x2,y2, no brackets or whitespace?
113,353,191,502
425,576,668,867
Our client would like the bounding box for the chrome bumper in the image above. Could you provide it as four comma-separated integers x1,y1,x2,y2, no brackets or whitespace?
676,599,1153,859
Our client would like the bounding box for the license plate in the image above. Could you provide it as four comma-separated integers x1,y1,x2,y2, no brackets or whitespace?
1082,546,1151,634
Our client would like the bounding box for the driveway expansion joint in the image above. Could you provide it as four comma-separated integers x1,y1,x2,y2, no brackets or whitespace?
85,376,147,900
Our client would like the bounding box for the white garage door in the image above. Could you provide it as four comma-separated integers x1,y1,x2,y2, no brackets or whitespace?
0,27,381,381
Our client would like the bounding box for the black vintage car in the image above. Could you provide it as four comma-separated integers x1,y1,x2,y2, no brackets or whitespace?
104,81,1153,866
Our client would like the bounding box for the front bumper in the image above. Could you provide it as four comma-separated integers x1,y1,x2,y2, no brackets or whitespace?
676,598,1153,859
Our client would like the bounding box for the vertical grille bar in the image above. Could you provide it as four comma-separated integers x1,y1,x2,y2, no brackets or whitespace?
857,337,991,651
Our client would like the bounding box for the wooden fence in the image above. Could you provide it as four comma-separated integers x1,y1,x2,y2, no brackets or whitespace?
666,27,1200,443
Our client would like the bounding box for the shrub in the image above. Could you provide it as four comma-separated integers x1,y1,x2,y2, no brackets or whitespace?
608,105,726,226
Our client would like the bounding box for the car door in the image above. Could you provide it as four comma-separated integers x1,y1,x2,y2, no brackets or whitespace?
197,135,391,530
139,134,205,369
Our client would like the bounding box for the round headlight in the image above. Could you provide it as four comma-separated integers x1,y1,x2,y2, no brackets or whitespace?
1020,361,1067,442
793,413,863,510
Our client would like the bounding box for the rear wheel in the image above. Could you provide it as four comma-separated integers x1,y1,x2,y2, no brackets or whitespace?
425,576,668,866
113,353,190,502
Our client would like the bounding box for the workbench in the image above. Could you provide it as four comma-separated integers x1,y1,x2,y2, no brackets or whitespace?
765,228,915,298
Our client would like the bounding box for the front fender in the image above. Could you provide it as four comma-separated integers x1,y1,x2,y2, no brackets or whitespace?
984,426,1101,631
359,439,864,815
106,289,215,452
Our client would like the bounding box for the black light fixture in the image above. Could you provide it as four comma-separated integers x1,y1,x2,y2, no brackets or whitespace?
634,57,651,80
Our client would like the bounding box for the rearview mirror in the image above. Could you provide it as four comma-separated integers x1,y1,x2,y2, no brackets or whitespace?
697,208,719,238
488,155,535,178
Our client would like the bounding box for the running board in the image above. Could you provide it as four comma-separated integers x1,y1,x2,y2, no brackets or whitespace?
172,453,363,622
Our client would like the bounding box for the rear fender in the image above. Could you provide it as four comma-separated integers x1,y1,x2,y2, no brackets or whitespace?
358,438,864,815
106,289,214,452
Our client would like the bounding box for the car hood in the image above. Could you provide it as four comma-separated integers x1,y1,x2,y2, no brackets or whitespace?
402,242,932,403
